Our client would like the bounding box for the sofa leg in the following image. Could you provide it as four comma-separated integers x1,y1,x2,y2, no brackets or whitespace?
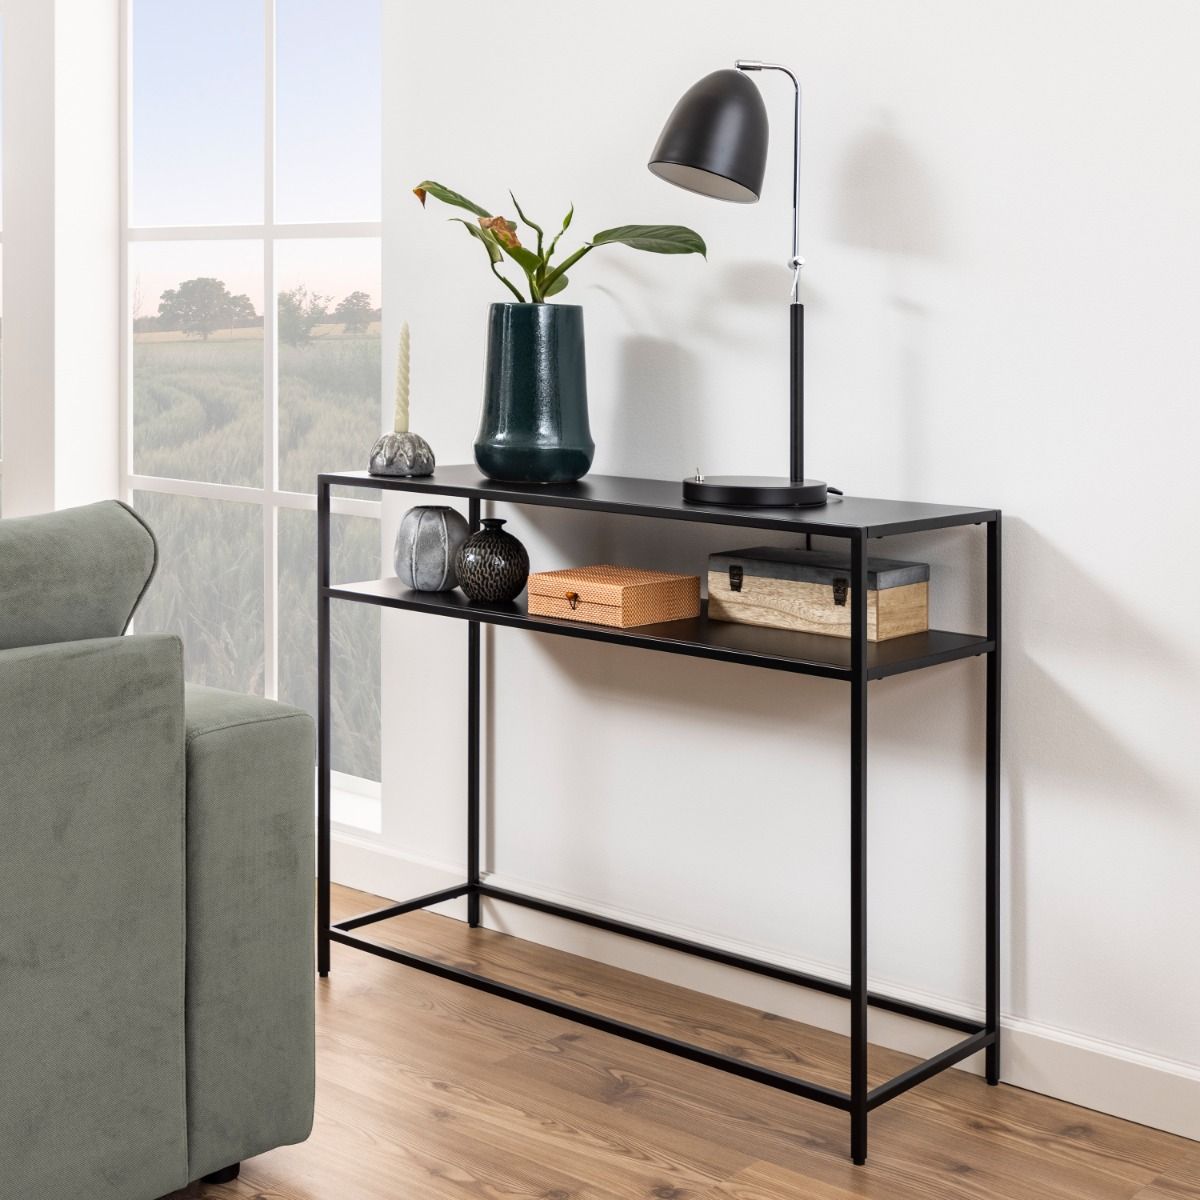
202,1163,241,1185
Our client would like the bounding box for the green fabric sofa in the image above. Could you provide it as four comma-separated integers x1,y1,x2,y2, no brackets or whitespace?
0,501,315,1199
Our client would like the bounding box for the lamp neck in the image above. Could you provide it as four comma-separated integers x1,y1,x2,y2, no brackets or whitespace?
735,60,803,302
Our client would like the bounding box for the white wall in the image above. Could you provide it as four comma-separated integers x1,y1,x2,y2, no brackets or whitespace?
1,0,120,516
367,0,1200,1136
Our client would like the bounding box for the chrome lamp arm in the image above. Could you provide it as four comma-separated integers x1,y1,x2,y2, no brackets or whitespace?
735,60,803,302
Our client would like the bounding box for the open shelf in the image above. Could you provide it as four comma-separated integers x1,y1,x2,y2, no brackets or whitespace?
321,466,998,540
327,579,992,681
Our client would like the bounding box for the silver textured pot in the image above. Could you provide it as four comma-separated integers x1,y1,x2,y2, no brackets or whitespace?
394,506,470,592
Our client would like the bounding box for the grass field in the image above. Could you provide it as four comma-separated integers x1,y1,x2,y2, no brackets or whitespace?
133,330,382,779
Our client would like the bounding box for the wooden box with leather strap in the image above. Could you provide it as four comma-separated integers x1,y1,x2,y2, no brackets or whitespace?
708,547,929,642
527,564,701,628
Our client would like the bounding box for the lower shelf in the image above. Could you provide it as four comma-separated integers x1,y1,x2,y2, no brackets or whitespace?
327,882,995,1147
328,580,993,681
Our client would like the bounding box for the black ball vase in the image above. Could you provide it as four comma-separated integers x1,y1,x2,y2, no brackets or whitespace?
455,518,530,603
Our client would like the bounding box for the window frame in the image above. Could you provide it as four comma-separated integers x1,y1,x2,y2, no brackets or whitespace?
119,0,383,798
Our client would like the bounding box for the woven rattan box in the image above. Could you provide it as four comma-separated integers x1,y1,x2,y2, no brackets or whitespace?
527,564,701,628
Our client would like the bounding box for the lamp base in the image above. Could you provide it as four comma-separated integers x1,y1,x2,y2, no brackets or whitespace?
682,475,829,507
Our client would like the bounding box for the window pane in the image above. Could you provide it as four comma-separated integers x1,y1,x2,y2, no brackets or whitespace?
276,239,381,493
132,241,264,486
276,0,380,223
131,0,264,226
278,508,380,780
0,249,4,487
133,491,265,696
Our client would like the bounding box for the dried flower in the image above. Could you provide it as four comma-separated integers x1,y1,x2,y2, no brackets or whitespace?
479,216,521,250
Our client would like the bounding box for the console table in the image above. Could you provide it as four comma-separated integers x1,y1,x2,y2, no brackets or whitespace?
316,465,1001,1165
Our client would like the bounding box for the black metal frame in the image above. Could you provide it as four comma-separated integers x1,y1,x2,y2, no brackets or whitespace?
316,469,1001,1166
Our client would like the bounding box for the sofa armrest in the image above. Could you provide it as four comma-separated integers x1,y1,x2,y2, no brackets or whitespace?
182,684,315,1182
0,634,189,1200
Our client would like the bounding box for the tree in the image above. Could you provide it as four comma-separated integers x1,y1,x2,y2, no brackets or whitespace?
227,293,259,329
333,291,374,336
278,286,330,347
157,277,258,340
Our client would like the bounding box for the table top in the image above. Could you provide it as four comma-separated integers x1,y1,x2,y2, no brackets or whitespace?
321,466,998,539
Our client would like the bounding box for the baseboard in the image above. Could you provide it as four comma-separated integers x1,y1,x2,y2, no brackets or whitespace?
1000,1019,1200,1142
331,836,1200,1141
331,832,469,920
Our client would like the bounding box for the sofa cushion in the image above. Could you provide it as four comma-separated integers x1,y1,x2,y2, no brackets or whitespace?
0,500,158,651
182,684,316,1180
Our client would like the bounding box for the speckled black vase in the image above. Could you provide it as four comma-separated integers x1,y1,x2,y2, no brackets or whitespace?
455,518,530,603
475,303,594,484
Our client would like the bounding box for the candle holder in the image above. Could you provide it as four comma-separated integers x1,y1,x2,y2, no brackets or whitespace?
368,430,435,477
368,319,436,477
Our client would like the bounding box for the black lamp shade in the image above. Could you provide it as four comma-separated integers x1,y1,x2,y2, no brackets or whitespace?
648,68,769,203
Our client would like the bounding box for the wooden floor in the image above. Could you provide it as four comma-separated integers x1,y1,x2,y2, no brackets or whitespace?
165,885,1199,1200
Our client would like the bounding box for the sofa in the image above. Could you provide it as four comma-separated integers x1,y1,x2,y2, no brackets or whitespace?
0,500,315,1198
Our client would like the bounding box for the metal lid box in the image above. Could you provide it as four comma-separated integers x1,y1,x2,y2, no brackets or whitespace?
708,547,929,642
527,564,701,628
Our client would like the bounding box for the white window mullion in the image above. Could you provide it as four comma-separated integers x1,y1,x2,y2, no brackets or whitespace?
118,0,133,501
262,0,279,701
126,473,379,520
127,222,382,242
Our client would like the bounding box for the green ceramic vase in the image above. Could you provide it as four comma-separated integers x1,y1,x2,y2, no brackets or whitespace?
475,303,594,484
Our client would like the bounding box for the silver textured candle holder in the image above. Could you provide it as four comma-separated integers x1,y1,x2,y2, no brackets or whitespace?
368,431,435,477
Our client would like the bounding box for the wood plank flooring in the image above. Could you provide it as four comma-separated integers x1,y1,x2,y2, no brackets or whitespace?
162,886,1198,1200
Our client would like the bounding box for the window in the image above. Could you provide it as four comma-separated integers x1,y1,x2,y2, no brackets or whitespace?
0,21,5,515
122,0,383,819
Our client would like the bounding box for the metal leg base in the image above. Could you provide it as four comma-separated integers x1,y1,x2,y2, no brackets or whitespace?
329,882,1001,1166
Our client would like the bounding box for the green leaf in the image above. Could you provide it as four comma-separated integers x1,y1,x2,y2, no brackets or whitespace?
591,224,706,256
414,180,491,218
538,243,593,296
544,272,569,298
451,217,502,265
510,192,544,250
545,203,574,261
500,239,544,277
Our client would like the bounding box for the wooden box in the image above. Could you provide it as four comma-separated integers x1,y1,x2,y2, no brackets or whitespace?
527,564,701,628
708,547,929,642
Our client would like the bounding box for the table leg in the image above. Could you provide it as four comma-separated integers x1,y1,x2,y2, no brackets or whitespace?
317,479,332,977
467,498,482,928
850,532,869,1163
986,516,1002,1084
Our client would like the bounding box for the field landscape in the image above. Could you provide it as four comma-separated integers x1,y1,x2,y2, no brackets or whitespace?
133,282,383,781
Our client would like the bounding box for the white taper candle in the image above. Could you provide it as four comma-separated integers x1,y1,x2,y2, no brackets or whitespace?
394,321,411,433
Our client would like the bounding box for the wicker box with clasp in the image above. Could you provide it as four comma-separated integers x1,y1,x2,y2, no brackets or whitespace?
527,564,701,628
708,547,929,642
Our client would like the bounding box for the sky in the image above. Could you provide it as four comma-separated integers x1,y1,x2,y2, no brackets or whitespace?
131,0,381,311
130,237,382,324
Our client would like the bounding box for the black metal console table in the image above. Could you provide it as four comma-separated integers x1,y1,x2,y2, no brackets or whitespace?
316,465,1001,1165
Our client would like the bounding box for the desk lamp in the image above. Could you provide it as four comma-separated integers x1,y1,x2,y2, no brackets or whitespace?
649,62,829,507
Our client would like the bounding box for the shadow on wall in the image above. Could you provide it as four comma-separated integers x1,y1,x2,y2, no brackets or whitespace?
1002,516,1182,1018
833,115,953,496
598,259,802,479
498,630,845,914
607,335,705,479
834,113,950,260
